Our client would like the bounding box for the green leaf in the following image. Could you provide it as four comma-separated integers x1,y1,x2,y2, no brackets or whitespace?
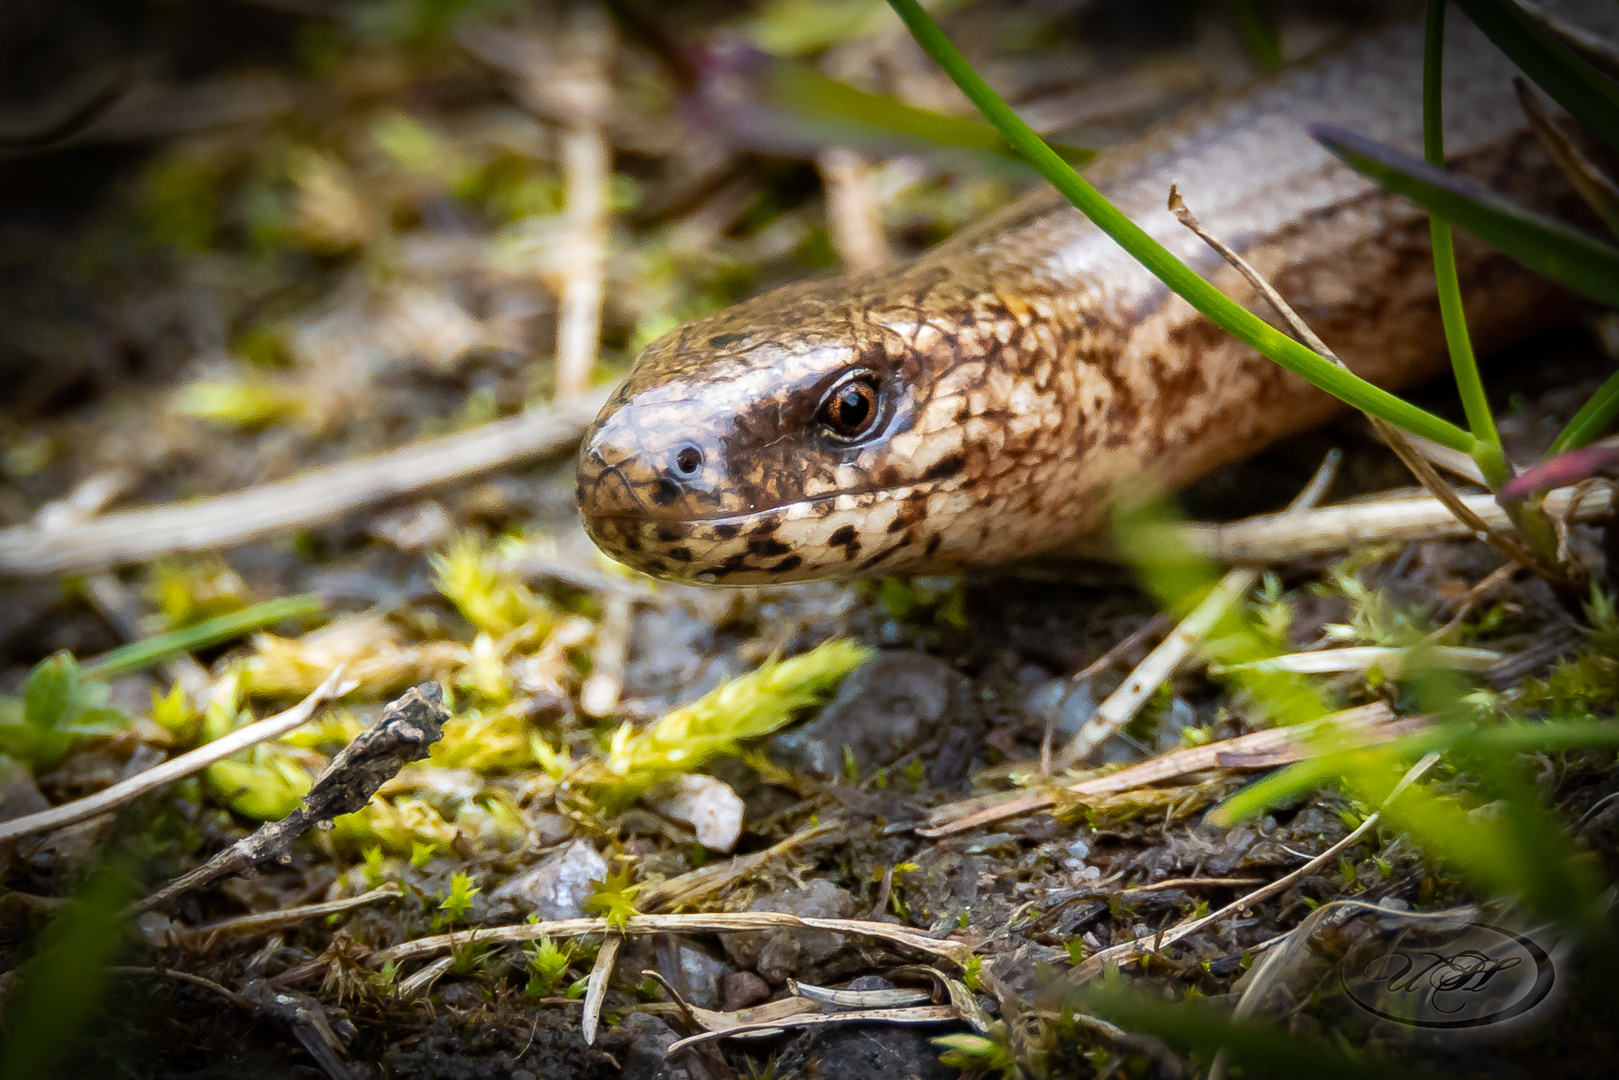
1312,123,1619,309
1452,0,1619,151
1,653,127,770
25,653,82,731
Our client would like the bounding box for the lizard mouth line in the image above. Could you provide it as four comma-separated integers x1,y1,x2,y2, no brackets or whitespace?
582,479,930,529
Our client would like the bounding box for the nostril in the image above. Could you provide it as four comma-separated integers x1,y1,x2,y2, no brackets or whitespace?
674,445,703,475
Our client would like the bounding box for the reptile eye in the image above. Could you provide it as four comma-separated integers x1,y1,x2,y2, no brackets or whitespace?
818,376,880,440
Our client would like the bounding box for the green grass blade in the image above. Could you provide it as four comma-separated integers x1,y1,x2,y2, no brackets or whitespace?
1548,366,1619,454
1453,0,1619,151
1424,0,1508,485
884,0,1474,453
767,60,1095,166
1313,123,1619,309
1229,0,1283,75
83,593,326,679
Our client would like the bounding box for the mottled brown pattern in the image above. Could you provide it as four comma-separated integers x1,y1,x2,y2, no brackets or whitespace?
577,6,1610,585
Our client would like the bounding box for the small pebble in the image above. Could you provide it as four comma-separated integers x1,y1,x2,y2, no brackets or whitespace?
649,774,745,853
722,970,771,1011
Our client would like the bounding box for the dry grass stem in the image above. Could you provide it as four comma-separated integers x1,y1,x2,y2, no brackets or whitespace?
0,389,609,576
667,1005,961,1054
581,933,621,1045
371,911,973,970
0,670,353,845
1214,644,1501,676
787,980,934,1008
397,955,454,1001
1428,561,1520,643
636,820,839,912
1050,452,1339,770
1042,613,1171,776
107,966,255,1011
186,885,404,949
818,147,893,272
1060,482,1614,564
1120,876,1267,894
919,702,1402,837
552,8,614,399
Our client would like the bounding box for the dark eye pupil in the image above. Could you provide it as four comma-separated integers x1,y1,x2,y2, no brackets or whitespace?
836,386,870,428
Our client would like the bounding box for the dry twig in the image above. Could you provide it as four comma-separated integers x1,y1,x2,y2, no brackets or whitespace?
553,7,615,399
127,683,447,917
0,670,355,845
919,702,1405,837
0,390,608,576
1057,482,1613,564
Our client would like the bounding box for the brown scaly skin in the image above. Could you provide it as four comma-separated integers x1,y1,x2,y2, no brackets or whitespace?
578,5,1612,585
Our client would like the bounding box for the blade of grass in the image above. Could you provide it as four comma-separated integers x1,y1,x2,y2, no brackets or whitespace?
1424,0,1509,487
883,0,1474,453
1312,123,1619,310
1548,366,1619,454
1228,0,1283,75
82,593,326,679
1453,0,1619,151
766,60,1094,166
0,862,130,1080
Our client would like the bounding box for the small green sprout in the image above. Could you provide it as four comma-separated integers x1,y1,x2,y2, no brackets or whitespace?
901,757,926,790
149,684,198,741
961,955,984,993
933,1030,1018,1080
584,871,643,930
432,872,480,932
0,653,129,771
956,910,970,929
362,846,388,890
450,938,493,976
524,936,576,999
